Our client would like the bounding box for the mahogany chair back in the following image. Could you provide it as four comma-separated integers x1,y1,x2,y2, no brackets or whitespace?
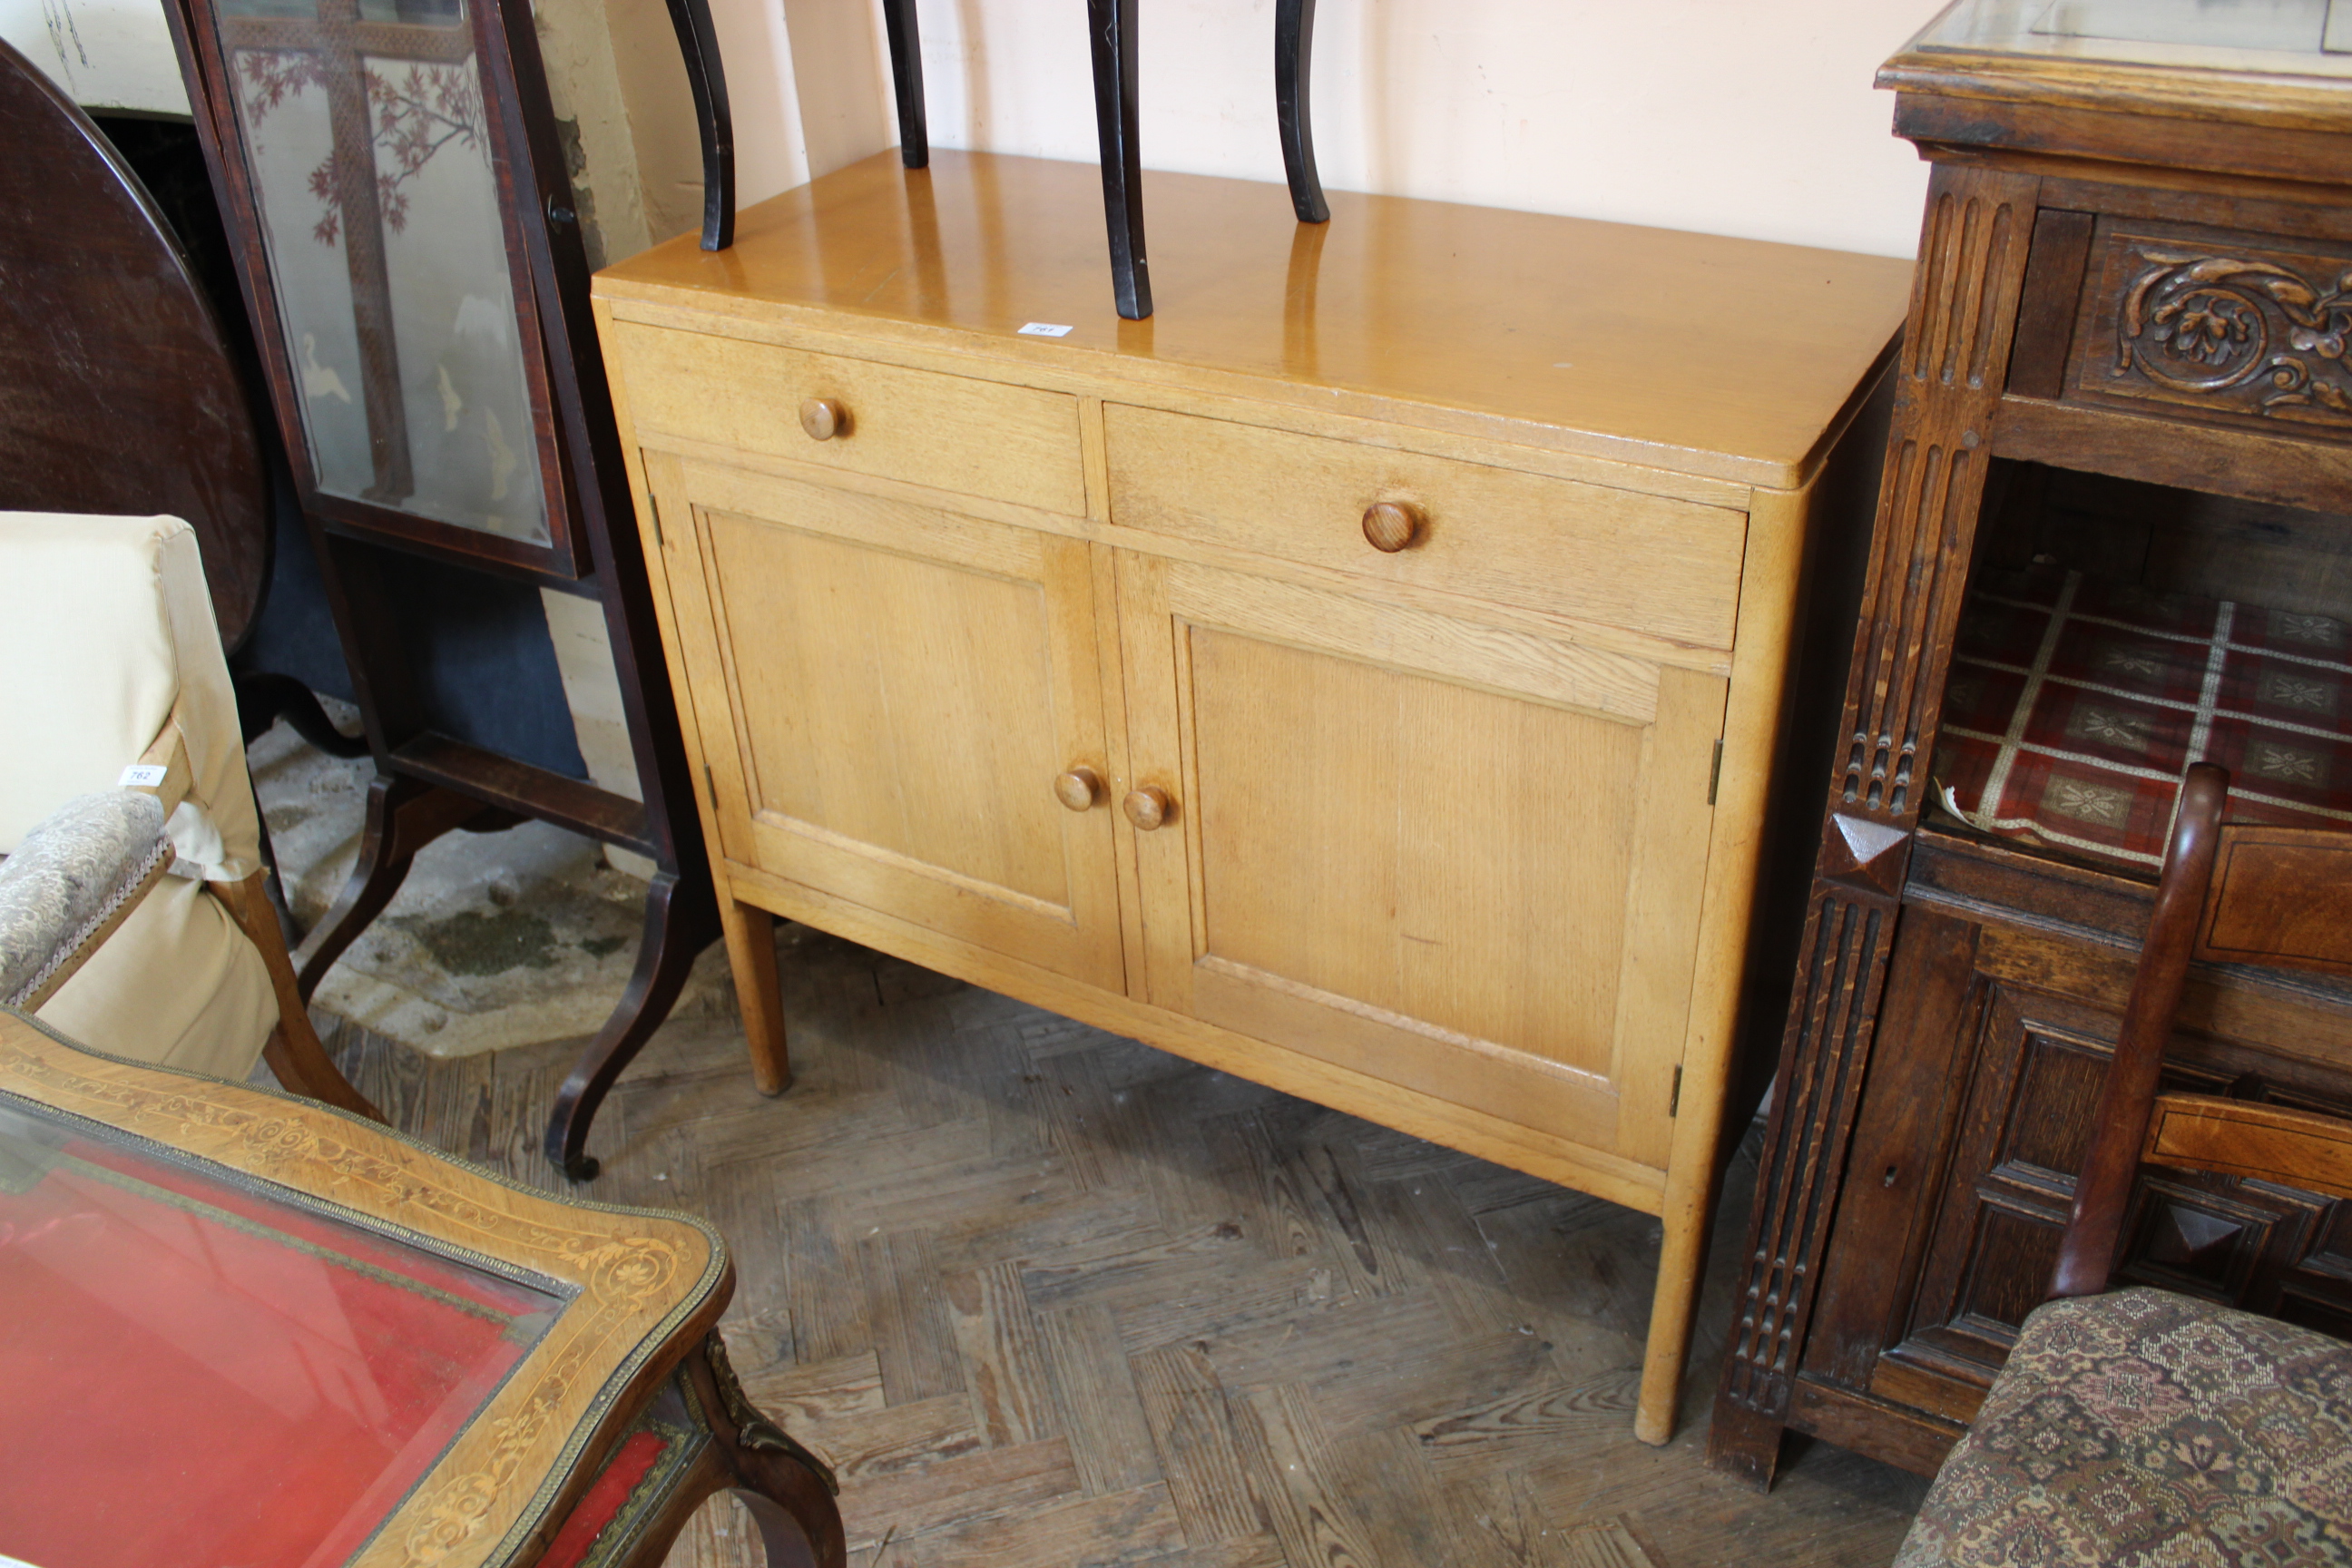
2053,761,2352,1299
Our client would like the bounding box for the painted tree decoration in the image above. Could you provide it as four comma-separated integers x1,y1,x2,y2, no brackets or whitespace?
240,52,485,247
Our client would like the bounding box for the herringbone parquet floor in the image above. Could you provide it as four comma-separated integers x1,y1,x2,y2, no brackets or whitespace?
323,922,1926,1568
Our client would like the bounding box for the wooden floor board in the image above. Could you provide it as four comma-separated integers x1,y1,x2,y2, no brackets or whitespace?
1238,1383,1382,1568
318,923,1926,1566
1038,1301,1163,1497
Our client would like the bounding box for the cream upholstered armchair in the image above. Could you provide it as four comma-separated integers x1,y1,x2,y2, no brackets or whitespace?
0,512,376,1116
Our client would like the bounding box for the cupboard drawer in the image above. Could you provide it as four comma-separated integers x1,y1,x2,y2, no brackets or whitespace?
610,320,1088,514
1104,404,1749,649
2072,219,2352,443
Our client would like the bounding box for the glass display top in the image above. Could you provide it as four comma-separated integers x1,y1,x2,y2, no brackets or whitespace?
1907,0,2352,81
0,1094,565,1568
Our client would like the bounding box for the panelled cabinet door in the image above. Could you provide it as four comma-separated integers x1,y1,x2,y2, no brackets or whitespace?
1114,551,1726,1170
649,454,1125,993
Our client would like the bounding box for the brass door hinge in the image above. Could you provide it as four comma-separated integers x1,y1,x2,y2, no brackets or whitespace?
648,492,664,548
1669,1064,1683,1118
1707,739,1723,806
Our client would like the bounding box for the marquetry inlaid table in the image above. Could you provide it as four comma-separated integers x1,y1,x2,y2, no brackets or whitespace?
0,1006,844,1568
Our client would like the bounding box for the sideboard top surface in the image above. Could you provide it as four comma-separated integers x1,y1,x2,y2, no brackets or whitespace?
594,150,1915,491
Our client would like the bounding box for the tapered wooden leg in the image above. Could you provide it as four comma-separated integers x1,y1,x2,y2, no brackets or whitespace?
1635,1197,1712,1446
544,868,723,1181
718,896,790,1096
1086,0,1150,319
1274,0,1328,223
211,868,384,1122
294,775,519,1001
880,0,927,168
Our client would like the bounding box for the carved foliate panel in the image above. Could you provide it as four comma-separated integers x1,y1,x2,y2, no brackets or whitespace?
2080,224,2352,437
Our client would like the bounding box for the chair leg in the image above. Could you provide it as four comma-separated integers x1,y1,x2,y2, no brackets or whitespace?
1086,0,1151,319
544,868,723,1181
880,0,927,167
250,808,302,950
1275,0,1328,223
211,869,384,1122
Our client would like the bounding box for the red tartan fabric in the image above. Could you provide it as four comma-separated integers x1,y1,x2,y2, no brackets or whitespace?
1936,567,2352,870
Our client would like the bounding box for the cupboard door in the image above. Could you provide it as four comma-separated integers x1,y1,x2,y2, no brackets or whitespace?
652,455,1124,992
1835,910,2352,1429
1114,552,1725,1167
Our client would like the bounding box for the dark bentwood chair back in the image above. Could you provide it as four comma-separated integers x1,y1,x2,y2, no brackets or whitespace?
2053,761,2352,1301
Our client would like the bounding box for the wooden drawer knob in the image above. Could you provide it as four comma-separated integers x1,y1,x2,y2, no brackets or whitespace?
799,397,847,440
1054,767,1103,812
1361,500,1426,553
1122,786,1172,831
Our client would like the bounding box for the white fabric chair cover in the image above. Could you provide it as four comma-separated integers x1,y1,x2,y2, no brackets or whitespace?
0,513,274,1075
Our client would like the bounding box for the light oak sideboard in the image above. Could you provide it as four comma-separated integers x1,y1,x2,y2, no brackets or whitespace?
592,150,1914,1442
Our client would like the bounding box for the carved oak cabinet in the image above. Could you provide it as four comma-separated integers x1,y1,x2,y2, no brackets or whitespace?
1712,0,2352,1486
592,149,1911,1442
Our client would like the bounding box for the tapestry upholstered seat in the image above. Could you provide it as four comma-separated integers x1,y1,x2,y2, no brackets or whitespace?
1896,1287,2352,1566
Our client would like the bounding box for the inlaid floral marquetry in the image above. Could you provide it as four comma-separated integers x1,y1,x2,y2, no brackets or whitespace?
0,1006,730,1568
2082,227,2352,435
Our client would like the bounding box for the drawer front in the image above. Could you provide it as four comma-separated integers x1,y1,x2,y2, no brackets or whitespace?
1104,404,1749,649
612,320,1089,514
2075,220,2352,442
